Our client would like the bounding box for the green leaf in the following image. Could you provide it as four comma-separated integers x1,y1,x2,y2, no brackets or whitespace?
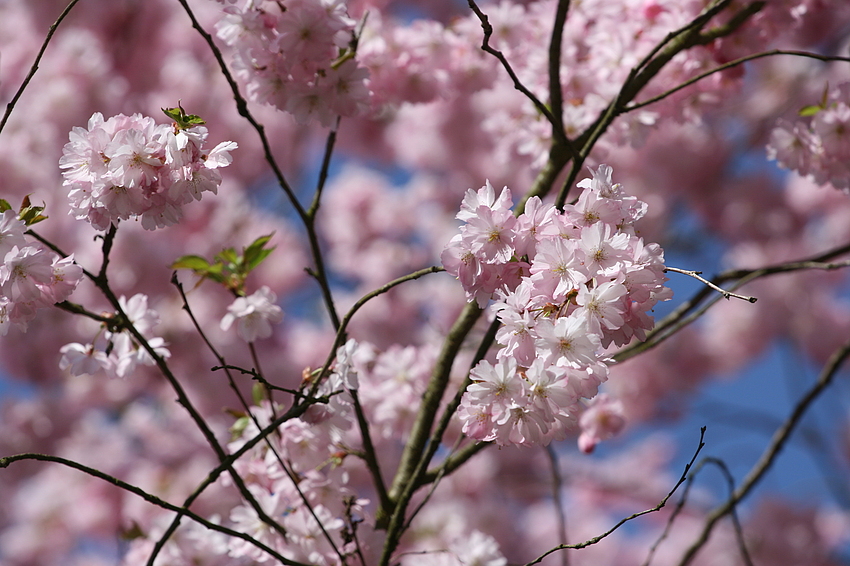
18,199,47,226
247,247,274,271
171,255,213,271
230,415,250,441
252,382,266,405
216,248,238,265
798,104,822,117
243,233,276,270
25,214,48,226
162,103,206,130
0,199,11,212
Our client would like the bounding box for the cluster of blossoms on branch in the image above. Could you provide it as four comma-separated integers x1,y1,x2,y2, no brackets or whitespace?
59,293,170,380
0,210,83,335
59,111,237,231
768,81,850,191
215,0,371,126
443,165,671,448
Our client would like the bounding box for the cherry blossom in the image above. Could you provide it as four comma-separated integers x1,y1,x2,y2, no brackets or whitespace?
220,286,284,342
60,112,237,230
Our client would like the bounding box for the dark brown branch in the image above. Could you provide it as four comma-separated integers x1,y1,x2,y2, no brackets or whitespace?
614,240,850,363
675,339,850,566
0,0,82,135
523,427,707,566
467,0,565,144
627,49,850,113
175,0,341,329
0,453,307,566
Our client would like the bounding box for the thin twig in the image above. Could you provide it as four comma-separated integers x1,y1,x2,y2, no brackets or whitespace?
175,0,341,329
675,339,850,566
614,240,850,363
523,427,707,566
351,388,392,516
627,49,850,114
312,266,445,392
467,0,562,139
0,0,82,135
546,444,570,566
702,458,754,566
0,453,307,566
641,455,701,566
665,267,757,303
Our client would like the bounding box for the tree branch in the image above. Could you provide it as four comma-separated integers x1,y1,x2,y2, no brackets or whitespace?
675,339,850,566
523,427,707,566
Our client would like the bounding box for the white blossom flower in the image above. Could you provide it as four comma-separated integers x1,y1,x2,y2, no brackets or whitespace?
221,286,283,342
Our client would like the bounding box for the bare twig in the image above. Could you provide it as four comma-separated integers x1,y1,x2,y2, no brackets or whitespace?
546,444,570,566
614,240,850,363
0,453,307,566
523,427,707,566
675,338,850,565
627,49,850,114
467,0,564,143
640,456,753,566
0,0,82,135
664,267,757,303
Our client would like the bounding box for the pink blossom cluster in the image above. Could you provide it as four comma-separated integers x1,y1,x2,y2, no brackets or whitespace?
767,82,850,191
59,112,237,231
443,165,671,446
357,14,495,108
0,210,83,335
214,0,371,126
59,294,171,379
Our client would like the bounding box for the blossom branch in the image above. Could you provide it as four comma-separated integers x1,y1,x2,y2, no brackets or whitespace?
175,0,341,329
675,339,850,566
0,0,82,135
150,273,319,565
142,394,320,566
0,453,308,566
25,229,95,281
523,427,707,566
77,271,291,558
664,267,758,303
553,0,760,208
